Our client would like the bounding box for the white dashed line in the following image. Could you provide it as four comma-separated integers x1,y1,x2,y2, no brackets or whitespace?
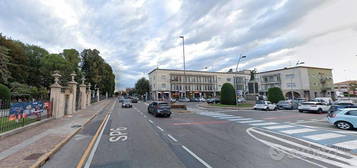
182,145,212,168
148,120,153,124
157,126,164,132
167,134,178,142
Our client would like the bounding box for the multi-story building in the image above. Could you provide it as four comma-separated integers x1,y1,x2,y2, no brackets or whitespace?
256,66,334,100
148,69,250,100
334,80,357,96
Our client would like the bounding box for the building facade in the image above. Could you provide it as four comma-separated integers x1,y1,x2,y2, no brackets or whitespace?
257,66,334,100
148,69,250,100
334,80,357,97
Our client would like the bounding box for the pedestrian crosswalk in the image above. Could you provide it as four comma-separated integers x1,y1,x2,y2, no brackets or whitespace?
199,112,357,154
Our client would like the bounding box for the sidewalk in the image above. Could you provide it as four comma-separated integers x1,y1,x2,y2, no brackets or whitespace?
0,99,111,168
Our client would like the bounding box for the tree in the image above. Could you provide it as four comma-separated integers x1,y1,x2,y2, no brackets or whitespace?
0,46,11,84
24,45,49,87
39,54,70,87
267,87,285,103
220,83,236,105
135,78,150,96
0,84,10,101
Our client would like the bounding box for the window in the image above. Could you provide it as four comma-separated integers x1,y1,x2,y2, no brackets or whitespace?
347,110,357,116
285,74,295,79
161,75,166,80
227,78,231,82
287,83,296,88
161,83,166,89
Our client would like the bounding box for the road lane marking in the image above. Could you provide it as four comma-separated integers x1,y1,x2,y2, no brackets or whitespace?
238,120,263,123
167,134,178,142
82,113,111,168
264,125,295,130
247,127,356,168
334,140,357,150
280,128,316,134
182,145,212,168
250,122,278,126
148,120,154,124
143,115,147,118
304,133,346,141
172,120,229,126
157,126,164,132
229,118,252,121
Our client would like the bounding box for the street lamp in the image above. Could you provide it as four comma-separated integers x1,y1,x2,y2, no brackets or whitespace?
235,54,246,108
179,36,186,99
291,61,304,100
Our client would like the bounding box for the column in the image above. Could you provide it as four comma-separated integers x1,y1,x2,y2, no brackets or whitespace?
87,83,91,105
79,77,87,109
50,71,63,119
67,72,77,114
106,92,108,99
96,88,100,102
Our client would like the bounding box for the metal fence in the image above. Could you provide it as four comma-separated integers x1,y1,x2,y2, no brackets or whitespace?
0,100,52,134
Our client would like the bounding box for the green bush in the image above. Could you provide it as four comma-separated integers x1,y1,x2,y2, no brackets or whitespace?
0,84,10,101
267,87,285,103
220,83,236,105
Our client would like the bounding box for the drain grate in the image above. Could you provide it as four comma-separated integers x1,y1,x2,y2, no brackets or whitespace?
24,153,44,160
71,124,82,128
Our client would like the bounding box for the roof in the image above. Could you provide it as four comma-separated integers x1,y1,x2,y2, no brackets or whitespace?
334,80,357,85
258,66,332,74
148,68,249,75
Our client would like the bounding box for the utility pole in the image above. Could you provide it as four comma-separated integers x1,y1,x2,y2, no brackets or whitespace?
180,36,186,99
235,54,246,110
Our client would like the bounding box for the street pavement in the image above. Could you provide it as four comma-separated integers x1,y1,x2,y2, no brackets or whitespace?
43,101,357,168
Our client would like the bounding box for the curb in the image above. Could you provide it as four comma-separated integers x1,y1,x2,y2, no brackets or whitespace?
30,100,111,168
0,118,54,140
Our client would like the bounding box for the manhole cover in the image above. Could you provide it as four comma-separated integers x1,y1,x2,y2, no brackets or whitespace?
71,124,82,128
24,153,44,160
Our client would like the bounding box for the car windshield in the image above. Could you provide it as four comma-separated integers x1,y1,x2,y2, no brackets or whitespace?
158,103,169,107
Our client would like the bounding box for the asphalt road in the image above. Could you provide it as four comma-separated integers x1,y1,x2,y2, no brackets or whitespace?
43,101,357,168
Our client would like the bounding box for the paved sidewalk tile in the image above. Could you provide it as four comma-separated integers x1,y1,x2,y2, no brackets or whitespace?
0,99,111,168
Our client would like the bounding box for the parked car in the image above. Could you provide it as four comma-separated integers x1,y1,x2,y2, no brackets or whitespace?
131,98,138,103
313,97,333,105
147,101,171,117
190,98,200,102
207,98,220,104
277,100,298,110
335,98,354,104
237,97,246,103
298,101,330,113
170,98,176,103
199,97,206,102
121,99,132,108
254,100,277,111
329,103,357,113
327,108,357,130
178,98,190,102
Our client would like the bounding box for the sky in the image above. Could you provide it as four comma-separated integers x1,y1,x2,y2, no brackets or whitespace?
0,0,357,90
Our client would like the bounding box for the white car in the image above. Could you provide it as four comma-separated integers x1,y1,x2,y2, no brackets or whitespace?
298,101,330,113
254,100,277,111
199,98,206,102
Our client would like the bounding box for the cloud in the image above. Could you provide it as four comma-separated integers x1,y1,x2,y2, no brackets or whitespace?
1,0,357,90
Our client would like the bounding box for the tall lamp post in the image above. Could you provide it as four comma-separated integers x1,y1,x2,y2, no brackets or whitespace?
235,54,246,109
291,61,304,100
180,36,186,99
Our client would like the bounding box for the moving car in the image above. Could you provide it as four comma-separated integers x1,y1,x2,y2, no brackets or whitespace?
121,99,132,108
277,100,298,110
207,98,220,104
118,97,124,103
147,101,171,117
327,108,357,130
298,101,330,113
254,100,277,111
131,98,138,103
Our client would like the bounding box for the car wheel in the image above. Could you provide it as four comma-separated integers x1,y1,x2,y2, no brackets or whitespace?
167,114,171,118
317,108,323,114
265,107,268,111
335,121,353,130
298,110,303,113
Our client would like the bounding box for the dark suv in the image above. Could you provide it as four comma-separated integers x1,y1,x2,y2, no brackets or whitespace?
148,101,171,117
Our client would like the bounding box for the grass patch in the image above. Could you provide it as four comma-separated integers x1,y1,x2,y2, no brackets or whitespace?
209,103,254,108
0,117,37,133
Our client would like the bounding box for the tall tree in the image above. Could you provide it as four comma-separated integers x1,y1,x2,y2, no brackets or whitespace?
135,77,150,96
25,45,49,87
0,46,11,84
40,53,70,87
